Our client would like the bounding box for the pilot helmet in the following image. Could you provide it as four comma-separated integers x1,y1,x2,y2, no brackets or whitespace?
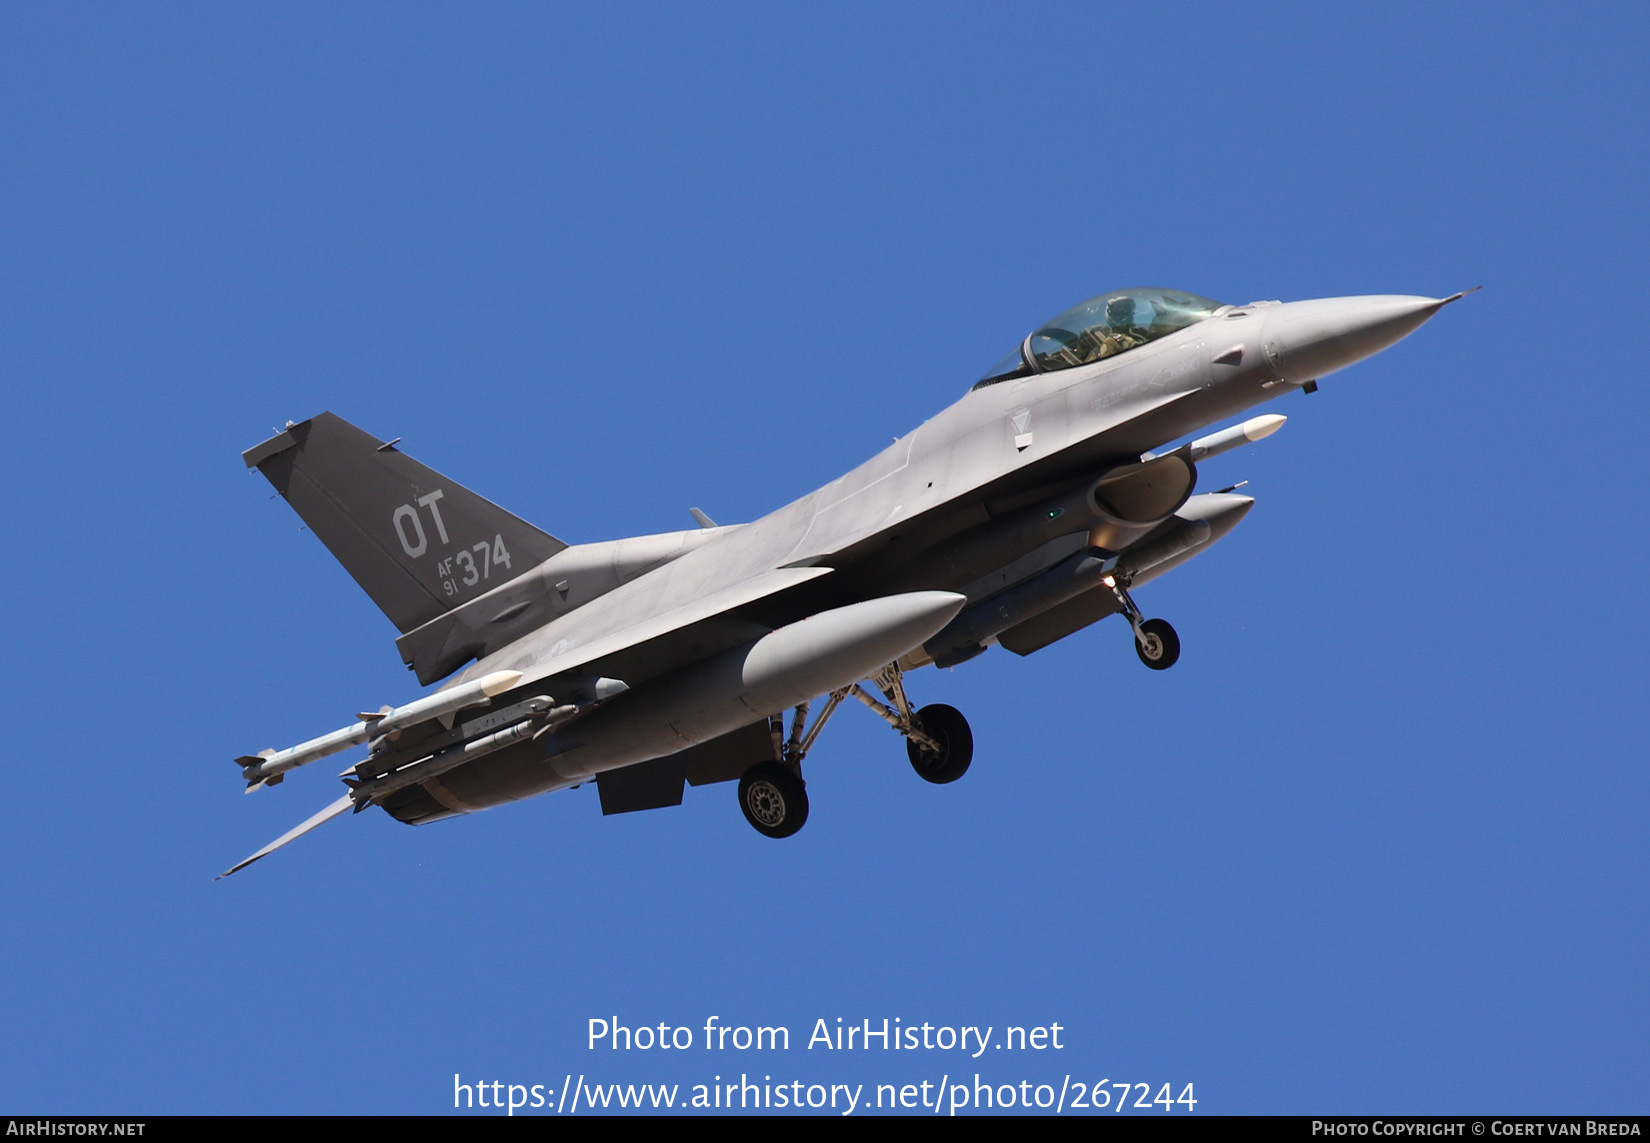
1104,295,1137,329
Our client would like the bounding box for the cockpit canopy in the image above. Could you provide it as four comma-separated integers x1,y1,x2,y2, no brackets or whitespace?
974,287,1225,389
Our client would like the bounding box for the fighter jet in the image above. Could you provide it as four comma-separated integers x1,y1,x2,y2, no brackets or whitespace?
221,286,1465,876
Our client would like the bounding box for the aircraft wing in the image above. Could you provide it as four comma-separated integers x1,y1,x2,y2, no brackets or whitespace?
492,565,836,691
472,391,1208,693
765,389,1210,578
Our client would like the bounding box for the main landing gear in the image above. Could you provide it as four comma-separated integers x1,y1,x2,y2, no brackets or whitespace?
855,665,974,785
1102,571,1181,670
738,761,809,839
735,662,974,838
735,689,844,839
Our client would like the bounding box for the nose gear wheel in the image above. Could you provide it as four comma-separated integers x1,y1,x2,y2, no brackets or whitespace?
1133,617,1180,669
1103,572,1181,671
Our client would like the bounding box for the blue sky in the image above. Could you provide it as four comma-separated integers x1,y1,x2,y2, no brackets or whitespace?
2,3,1645,1115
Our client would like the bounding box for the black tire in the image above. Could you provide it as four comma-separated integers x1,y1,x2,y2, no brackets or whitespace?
738,761,809,838
1134,618,1180,670
907,703,973,784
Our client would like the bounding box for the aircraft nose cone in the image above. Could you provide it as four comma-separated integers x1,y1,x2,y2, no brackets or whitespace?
1262,294,1449,384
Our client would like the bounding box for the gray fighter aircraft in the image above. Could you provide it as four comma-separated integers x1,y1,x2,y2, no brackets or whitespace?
222,286,1464,876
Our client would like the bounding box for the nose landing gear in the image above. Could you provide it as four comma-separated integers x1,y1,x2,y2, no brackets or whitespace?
1103,572,1181,671
1133,618,1180,669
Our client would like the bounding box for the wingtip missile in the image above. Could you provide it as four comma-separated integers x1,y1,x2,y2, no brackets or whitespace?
1189,414,1287,461
479,669,524,697
1241,413,1286,441
236,669,528,790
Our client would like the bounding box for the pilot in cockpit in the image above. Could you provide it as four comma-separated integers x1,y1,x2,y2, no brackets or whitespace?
1103,295,1151,354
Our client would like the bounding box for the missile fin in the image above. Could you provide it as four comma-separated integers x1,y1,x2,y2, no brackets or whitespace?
243,771,285,794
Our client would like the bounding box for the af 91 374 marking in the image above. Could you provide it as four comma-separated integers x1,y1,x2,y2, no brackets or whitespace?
436,536,514,596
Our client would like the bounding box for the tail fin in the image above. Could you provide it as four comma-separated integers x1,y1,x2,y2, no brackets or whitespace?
244,413,567,634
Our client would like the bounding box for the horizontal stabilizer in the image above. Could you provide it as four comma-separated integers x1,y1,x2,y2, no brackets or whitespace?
217,794,355,879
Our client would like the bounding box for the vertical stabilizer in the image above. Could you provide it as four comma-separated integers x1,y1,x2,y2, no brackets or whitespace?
245,413,566,634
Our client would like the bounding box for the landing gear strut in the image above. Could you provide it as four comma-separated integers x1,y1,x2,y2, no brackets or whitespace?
737,690,848,840
1103,572,1180,670
849,664,973,784
736,662,975,837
